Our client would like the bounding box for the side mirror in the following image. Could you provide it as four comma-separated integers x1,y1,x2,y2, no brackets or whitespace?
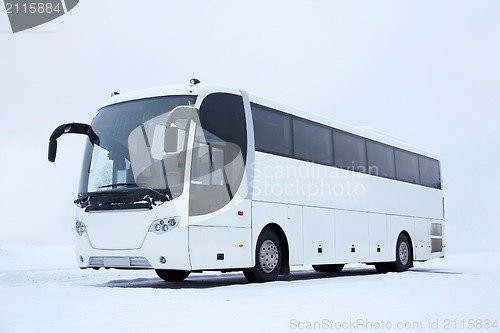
47,123,99,162
48,140,58,162
164,127,179,153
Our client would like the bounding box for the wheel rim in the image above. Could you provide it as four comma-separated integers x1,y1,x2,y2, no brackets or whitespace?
259,240,279,273
399,242,409,265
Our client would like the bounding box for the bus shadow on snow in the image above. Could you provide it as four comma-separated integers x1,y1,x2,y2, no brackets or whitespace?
410,268,464,275
99,265,465,289
100,266,387,289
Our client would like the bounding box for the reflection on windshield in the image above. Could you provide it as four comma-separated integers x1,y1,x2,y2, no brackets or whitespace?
79,96,196,200
128,114,189,198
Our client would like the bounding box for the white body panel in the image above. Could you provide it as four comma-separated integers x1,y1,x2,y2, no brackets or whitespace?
251,153,443,220
415,219,430,260
189,226,251,270
368,214,390,262
76,226,192,270
303,207,335,264
334,210,370,263
82,209,156,250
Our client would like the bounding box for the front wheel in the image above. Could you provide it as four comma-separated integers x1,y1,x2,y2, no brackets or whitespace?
155,269,190,282
243,229,282,283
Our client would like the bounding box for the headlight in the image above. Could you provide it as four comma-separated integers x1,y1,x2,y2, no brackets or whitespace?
75,220,87,236
148,217,180,235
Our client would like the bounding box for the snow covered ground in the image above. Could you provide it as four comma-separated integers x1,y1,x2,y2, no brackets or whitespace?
1,244,499,333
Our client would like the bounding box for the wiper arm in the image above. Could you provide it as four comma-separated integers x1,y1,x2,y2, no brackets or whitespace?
74,192,107,207
98,183,171,202
98,182,144,189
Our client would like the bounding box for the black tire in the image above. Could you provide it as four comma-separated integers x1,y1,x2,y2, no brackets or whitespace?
243,229,282,283
375,233,413,273
393,233,413,272
312,264,345,273
155,269,190,282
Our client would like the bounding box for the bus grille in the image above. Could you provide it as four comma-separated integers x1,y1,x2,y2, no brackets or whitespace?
88,256,152,268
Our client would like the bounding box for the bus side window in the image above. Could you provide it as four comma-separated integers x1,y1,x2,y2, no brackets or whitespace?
367,141,395,179
395,150,420,184
419,156,441,189
333,130,367,173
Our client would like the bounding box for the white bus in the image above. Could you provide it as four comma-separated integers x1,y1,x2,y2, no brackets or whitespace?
48,80,445,283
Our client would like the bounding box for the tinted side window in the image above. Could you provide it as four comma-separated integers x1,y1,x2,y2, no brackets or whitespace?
190,93,247,216
252,104,292,157
419,156,441,189
199,93,247,161
366,141,395,179
395,150,420,184
293,118,333,165
333,130,367,172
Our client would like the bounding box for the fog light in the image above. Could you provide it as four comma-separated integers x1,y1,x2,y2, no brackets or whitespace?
160,256,166,264
80,256,84,263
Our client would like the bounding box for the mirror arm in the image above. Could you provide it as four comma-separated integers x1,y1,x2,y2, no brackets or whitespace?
48,123,99,162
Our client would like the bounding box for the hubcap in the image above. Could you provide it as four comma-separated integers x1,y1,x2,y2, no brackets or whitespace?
259,240,279,273
399,242,409,265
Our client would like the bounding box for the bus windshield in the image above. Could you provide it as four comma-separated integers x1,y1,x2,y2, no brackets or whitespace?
78,96,196,201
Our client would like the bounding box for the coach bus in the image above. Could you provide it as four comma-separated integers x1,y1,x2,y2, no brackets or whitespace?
48,79,445,283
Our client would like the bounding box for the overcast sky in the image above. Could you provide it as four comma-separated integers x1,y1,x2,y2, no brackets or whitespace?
1,0,499,252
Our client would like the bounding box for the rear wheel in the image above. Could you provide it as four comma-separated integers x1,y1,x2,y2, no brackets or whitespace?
375,233,413,273
375,263,391,274
312,264,345,273
393,233,413,272
155,269,190,282
243,229,282,283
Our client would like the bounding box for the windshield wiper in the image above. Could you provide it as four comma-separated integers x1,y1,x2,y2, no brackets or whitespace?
98,182,144,189
98,183,171,203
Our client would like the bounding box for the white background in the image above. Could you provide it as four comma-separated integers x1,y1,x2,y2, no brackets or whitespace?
1,0,499,252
